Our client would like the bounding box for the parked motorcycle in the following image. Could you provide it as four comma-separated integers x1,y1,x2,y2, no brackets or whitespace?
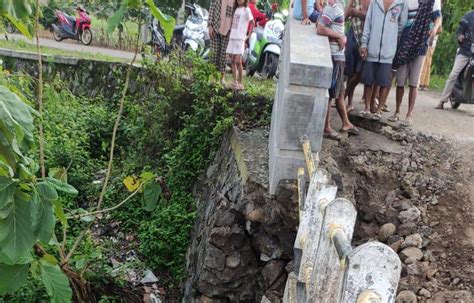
182,2,210,59
52,6,92,45
142,10,184,58
245,7,288,79
450,44,474,109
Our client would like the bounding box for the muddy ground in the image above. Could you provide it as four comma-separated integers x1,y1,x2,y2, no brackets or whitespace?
322,107,473,302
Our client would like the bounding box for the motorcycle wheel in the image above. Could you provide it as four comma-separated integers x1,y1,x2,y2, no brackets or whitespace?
81,28,93,45
261,53,278,80
450,100,461,109
6,22,15,34
53,27,63,42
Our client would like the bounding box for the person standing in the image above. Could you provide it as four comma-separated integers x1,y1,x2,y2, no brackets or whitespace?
226,0,254,90
435,10,474,109
419,24,441,90
294,0,316,24
343,0,370,112
318,0,359,141
209,0,236,84
248,0,267,27
390,0,442,126
359,0,408,119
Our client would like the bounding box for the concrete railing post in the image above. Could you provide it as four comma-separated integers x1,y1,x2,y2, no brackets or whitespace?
268,16,332,195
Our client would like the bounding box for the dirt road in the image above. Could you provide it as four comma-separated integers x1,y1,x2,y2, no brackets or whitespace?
331,86,474,301
352,87,474,145
1,33,136,61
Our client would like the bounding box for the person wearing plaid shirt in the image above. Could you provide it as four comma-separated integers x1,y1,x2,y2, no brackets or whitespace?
344,0,370,113
209,0,235,84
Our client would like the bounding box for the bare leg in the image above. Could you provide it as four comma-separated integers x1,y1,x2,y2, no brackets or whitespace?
237,55,243,87
370,86,379,113
231,55,237,86
324,100,333,133
363,85,373,112
375,86,391,113
335,92,354,130
345,73,360,112
395,86,404,116
406,86,417,119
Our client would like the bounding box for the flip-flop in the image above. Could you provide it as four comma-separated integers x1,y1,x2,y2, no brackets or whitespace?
340,126,360,136
388,114,400,122
371,112,382,121
324,130,342,141
400,119,412,127
382,105,390,112
434,102,445,110
359,110,370,117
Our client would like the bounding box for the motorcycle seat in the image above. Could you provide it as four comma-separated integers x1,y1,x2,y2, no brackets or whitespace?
174,25,185,32
63,13,76,26
255,28,264,41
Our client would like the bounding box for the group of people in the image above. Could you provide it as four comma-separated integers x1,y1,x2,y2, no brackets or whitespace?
295,0,444,140
207,0,474,140
208,0,270,90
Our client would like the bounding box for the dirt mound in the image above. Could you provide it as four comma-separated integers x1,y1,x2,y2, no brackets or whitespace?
320,123,473,302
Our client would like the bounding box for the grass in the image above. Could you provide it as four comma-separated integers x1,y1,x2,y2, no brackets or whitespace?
225,73,276,99
0,39,128,63
90,16,139,51
429,74,447,92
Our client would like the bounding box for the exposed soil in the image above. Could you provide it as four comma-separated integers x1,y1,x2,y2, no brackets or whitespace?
321,116,473,302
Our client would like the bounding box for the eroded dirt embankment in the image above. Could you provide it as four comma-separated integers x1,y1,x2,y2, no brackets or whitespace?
321,120,473,303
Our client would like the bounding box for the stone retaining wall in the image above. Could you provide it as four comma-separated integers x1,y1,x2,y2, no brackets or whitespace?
183,127,298,302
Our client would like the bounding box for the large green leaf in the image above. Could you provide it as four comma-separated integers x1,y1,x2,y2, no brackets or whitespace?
40,261,72,303
0,190,35,262
53,200,67,228
0,263,29,294
145,0,176,44
36,182,58,201
0,176,15,209
0,85,36,157
32,191,55,244
142,181,161,211
0,0,32,20
107,0,127,34
3,13,32,39
45,177,78,196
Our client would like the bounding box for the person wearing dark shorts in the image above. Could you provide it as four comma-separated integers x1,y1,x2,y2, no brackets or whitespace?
344,0,370,112
359,0,408,120
317,0,359,141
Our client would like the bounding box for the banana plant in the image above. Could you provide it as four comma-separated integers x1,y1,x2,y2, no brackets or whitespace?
0,0,34,38
107,0,176,44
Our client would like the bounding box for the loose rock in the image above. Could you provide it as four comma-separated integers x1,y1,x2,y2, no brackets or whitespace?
378,223,397,242
418,288,431,298
400,247,423,263
396,290,417,303
398,207,421,224
401,233,423,249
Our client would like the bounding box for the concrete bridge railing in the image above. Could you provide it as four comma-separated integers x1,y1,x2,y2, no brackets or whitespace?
269,16,402,303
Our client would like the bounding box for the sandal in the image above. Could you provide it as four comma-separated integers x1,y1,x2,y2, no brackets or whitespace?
434,102,445,110
371,112,382,121
340,126,360,136
324,130,342,141
382,105,390,112
388,114,400,122
359,110,370,117
400,119,412,127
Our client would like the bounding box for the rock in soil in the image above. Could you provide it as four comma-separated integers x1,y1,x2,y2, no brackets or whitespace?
396,290,417,303
378,223,397,242
401,233,423,249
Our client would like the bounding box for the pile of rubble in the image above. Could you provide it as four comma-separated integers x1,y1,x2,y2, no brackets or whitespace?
321,125,473,303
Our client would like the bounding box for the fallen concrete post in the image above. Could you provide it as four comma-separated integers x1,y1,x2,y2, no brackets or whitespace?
268,16,332,195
